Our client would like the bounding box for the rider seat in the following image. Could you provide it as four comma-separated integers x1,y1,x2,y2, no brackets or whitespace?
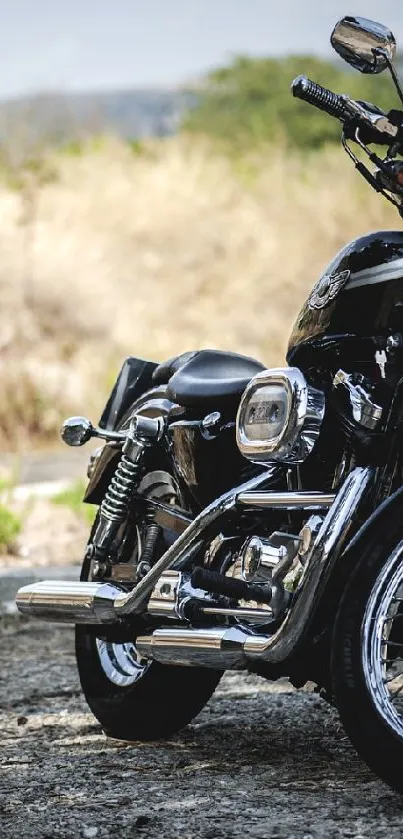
152,351,198,386
155,349,265,410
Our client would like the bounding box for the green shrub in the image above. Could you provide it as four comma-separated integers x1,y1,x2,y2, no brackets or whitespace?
52,480,97,526
0,504,22,552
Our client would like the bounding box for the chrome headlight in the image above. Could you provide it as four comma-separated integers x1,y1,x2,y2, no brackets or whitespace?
236,367,325,463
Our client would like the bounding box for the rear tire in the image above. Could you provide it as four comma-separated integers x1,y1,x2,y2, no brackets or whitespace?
76,623,222,740
76,482,222,741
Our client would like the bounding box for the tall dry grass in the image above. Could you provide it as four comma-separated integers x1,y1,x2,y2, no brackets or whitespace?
0,136,399,447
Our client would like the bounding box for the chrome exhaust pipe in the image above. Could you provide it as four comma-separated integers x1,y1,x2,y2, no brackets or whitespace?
136,626,248,669
15,580,124,623
137,467,374,669
244,465,374,663
15,469,275,623
15,466,372,655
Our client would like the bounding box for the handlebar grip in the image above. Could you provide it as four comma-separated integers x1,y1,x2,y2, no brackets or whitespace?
292,75,351,121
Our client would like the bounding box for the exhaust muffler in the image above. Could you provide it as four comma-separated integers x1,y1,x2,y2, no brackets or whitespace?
15,580,124,623
136,626,248,669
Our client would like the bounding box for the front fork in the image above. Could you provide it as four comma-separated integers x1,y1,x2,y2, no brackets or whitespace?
86,415,164,571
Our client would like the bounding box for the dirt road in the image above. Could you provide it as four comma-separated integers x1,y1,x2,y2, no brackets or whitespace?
1,619,403,839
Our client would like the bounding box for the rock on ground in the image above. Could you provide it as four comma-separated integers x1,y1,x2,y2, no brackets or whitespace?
1,619,403,839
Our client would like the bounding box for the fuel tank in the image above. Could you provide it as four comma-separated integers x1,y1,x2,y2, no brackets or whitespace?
287,230,403,365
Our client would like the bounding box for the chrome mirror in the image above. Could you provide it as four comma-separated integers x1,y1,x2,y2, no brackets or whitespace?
331,16,396,74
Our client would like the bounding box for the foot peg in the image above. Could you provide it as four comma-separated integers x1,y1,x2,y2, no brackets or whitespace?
191,567,273,605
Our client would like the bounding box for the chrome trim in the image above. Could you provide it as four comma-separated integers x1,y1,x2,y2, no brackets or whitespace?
236,367,325,464
243,466,373,661
15,469,278,623
112,468,278,617
237,491,335,509
362,539,403,739
331,15,396,75
333,369,383,430
16,467,371,648
136,626,248,669
16,580,122,623
146,568,273,622
95,638,151,687
137,467,374,669
202,606,272,620
61,416,127,447
147,570,180,617
241,535,287,582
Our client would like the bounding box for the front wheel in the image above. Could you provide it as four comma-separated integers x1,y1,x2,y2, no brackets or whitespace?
332,539,403,792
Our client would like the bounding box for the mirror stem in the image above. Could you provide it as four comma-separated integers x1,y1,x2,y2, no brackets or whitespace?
375,48,403,107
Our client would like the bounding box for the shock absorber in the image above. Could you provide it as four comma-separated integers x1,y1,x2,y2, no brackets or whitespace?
89,415,163,562
136,506,162,578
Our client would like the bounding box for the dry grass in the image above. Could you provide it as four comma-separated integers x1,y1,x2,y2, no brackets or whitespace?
0,136,398,447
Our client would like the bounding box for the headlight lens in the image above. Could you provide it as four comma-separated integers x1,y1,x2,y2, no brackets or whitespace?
236,368,325,463
244,384,290,441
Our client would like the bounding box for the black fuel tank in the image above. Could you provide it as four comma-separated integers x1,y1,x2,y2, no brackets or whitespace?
287,230,403,364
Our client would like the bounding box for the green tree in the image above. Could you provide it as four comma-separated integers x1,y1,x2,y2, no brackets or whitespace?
183,55,397,151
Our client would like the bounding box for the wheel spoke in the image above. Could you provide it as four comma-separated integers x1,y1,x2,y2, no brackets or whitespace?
383,615,403,624
361,544,403,741
391,682,403,700
95,638,150,687
383,673,401,684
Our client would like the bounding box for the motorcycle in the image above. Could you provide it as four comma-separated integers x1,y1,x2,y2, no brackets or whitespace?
16,15,403,792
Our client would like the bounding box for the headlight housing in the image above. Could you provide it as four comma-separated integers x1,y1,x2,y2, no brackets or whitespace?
236,367,325,463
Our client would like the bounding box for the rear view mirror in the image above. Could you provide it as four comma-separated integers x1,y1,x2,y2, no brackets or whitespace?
331,16,396,74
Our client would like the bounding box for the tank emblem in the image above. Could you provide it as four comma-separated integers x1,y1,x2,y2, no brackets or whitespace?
308,269,351,310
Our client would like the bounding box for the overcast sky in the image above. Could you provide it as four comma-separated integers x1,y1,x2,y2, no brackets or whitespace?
1,1,403,98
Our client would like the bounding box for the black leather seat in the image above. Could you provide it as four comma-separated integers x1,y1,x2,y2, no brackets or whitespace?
152,351,197,386
165,349,265,410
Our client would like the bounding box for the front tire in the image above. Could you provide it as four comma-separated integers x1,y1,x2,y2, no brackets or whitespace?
332,538,403,792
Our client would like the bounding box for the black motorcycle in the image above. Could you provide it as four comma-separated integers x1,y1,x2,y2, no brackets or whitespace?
17,15,403,792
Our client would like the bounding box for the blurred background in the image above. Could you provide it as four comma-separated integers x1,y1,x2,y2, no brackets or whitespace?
1,0,403,452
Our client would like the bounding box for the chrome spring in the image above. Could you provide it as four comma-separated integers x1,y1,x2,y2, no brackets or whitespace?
136,515,161,577
100,453,143,523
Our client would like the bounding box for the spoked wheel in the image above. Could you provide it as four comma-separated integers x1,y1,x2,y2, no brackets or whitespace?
94,637,151,688
332,538,403,792
75,471,222,741
362,548,403,740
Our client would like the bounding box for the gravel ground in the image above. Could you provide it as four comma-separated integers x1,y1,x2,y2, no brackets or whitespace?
1,620,403,838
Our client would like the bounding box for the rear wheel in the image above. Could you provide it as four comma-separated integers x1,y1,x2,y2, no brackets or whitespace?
75,470,222,741
332,539,403,792
76,622,222,741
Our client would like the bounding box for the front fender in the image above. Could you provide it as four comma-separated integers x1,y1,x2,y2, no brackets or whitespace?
310,483,403,645
342,485,403,562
